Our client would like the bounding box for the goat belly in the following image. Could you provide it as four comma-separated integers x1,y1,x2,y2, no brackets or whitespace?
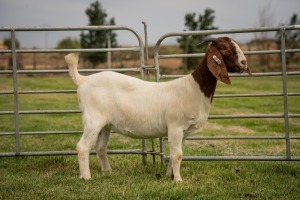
109,123,167,139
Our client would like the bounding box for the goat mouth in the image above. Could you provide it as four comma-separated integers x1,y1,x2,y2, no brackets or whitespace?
235,66,252,76
235,66,243,73
243,67,252,76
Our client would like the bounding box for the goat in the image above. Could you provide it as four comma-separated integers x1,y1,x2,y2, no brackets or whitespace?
64,37,252,182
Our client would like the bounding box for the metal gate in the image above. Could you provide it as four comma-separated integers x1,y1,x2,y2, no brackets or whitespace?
0,25,300,162
0,25,149,160
154,25,300,162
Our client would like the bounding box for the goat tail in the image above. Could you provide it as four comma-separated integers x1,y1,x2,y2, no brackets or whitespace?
65,53,84,86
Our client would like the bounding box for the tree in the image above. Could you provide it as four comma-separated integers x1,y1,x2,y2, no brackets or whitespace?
177,9,218,70
276,13,300,64
254,4,276,70
3,38,21,69
3,38,20,49
80,1,117,67
56,37,80,49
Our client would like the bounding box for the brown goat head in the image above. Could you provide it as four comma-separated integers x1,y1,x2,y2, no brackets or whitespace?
201,37,252,85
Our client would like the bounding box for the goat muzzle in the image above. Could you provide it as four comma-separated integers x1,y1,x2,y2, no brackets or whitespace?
244,66,252,76
236,66,252,76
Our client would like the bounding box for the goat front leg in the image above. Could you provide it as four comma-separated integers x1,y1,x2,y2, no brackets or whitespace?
167,126,184,182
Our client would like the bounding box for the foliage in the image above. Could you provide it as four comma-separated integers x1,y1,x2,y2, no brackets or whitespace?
276,13,300,64
56,37,81,49
253,3,276,69
2,38,21,69
177,9,218,70
3,38,20,49
80,0,117,67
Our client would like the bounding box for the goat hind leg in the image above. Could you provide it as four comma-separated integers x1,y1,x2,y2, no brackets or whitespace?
95,127,112,172
77,121,103,180
166,159,172,177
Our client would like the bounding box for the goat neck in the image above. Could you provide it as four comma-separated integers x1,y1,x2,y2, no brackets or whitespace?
191,54,217,101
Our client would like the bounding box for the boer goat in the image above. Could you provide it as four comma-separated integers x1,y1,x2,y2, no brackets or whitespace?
65,37,252,182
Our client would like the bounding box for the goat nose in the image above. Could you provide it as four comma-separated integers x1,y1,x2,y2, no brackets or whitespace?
241,59,247,66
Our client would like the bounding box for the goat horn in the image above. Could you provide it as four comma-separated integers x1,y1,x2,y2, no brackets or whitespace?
197,38,218,46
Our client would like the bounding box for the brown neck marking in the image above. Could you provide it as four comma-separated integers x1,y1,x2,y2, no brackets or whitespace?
191,54,217,100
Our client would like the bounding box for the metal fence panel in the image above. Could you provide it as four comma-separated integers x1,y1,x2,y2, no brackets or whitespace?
0,25,149,160
153,25,300,162
0,25,299,163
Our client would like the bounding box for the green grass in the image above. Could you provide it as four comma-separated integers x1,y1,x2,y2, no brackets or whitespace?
0,74,300,199
1,156,299,199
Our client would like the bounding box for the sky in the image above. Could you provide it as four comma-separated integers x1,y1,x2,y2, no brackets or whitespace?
0,0,299,48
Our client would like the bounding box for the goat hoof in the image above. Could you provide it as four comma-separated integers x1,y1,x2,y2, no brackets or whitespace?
102,168,112,173
101,166,112,172
80,174,91,180
174,177,182,183
166,171,172,177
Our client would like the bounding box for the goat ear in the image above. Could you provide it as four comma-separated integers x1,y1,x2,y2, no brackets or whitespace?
198,38,218,46
206,44,231,85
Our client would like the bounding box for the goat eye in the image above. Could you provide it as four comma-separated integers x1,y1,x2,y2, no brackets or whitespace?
218,45,226,51
220,49,230,54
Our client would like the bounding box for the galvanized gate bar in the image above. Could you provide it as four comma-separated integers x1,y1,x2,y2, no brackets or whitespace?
0,47,140,53
0,68,141,74
0,150,147,157
2,112,300,119
160,72,300,79
0,131,82,136
280,28,291,160
157,49,300,59
2,91,300,97
11,30,20,156
185,136,300,140
167,156,300,161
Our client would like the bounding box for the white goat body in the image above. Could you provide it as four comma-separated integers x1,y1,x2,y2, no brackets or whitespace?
65,53,210,182
77,70,211,139
65,37,250,182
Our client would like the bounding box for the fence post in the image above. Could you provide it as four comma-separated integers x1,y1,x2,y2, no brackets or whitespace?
107,35,111,69
159,138,165,164
280,28,291,160
11,29,20,156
